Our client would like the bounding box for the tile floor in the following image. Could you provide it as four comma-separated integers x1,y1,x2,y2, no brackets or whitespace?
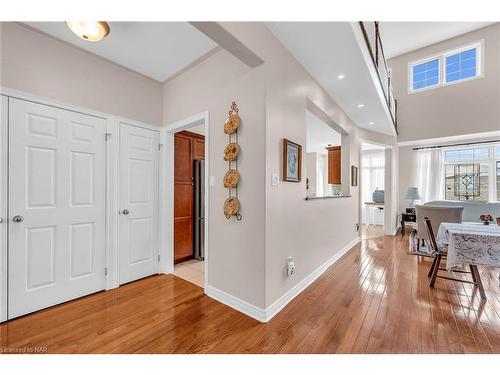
173,259,204,287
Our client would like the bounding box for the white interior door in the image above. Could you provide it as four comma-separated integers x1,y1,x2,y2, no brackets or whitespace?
8,98,106,319
119,123,159,284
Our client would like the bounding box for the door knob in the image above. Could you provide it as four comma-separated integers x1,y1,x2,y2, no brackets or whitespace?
122,209,130,215
13,215,24,223
0,218,3,224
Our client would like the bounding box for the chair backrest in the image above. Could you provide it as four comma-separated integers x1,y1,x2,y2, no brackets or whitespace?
422,217,439,253
416,205,463,241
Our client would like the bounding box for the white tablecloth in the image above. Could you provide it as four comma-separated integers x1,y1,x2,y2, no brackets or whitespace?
436,222,500,268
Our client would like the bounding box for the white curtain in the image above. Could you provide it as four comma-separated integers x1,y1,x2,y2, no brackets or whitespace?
362,151,385,224
416,148,444,203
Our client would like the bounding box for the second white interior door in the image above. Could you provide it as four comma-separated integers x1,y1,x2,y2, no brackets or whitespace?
119,123,160,284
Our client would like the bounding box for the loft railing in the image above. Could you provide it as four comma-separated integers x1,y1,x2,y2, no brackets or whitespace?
359,21,398,133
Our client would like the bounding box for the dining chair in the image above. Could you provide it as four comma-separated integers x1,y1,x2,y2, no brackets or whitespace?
422,217,486,299
415,205,463,251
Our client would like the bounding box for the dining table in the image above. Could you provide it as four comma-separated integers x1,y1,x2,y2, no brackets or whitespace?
436,221,500,269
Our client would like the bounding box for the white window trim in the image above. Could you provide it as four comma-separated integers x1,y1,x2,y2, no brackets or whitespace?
442,142,499,203
443,41,484,85
408,40,484,94
408,55,442,94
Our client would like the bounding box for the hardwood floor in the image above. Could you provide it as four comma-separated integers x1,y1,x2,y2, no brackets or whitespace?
1,233,499,354
361,224,384,240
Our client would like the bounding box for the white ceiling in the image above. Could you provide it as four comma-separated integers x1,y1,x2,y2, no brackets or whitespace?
24,22,218,82
380,22,495,59
267,22,394,135
306,111,341,155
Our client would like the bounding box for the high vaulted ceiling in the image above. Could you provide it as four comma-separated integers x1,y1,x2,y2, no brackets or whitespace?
380,22,496,59
267,22,396,136
23,22,218,82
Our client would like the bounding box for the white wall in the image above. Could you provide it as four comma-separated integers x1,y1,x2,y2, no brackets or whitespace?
0,23,163,126
384,147,398,234
398,145,420,212
305,152,318,196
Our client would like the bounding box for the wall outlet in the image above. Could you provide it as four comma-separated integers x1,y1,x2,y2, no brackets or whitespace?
355,223,360,232
287,256,295,277
271,172,279,187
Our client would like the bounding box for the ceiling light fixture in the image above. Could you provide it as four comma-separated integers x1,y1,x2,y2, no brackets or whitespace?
66,21,110,42
369,121,374,125
357,104,365,108
337,74,345,80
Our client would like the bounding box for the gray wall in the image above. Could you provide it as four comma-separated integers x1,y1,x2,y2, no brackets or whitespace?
391,23,500,211
164,22,398,309
389,23,500,143
1,23,163,126
1,20,399,312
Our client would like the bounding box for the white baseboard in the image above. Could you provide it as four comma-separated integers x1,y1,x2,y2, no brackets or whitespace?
384,227,399,236
204,237,360,323
264,237,360,322
204,285,267,322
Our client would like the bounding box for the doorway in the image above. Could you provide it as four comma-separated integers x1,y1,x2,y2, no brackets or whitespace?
165,113,209,289
360,142,386,240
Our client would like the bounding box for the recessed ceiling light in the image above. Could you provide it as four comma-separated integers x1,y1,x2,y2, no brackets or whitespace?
357,104,365,108
337,74,345,80
369,121,374,125
66,21,110,42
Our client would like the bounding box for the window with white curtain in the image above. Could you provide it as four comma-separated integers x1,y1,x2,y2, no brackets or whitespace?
362,151,385,224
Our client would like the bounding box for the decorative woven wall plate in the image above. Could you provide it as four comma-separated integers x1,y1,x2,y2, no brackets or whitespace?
224,114,240,134
223,169,240,188
223,142,240,161
223,197,240,218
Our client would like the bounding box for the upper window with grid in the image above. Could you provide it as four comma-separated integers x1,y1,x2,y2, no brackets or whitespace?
409,42,482,93
445,48,477,83
412,59,439,90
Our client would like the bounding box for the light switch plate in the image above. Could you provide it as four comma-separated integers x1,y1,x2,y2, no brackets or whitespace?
271,173,279,187
210,176,215,187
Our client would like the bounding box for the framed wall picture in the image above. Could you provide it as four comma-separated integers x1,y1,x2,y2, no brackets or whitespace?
283,138,302,182
351,165,358,187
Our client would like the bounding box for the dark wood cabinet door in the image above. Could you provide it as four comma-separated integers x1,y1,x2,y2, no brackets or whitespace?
174,218,193,261
193,138,205,160
173,131,205,263
174,135,193,182
174,133,193,262
327,146,341,185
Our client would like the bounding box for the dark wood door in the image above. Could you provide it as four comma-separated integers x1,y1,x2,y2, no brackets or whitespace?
174,133,194,262
173,131,205,263
327,146,341,185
